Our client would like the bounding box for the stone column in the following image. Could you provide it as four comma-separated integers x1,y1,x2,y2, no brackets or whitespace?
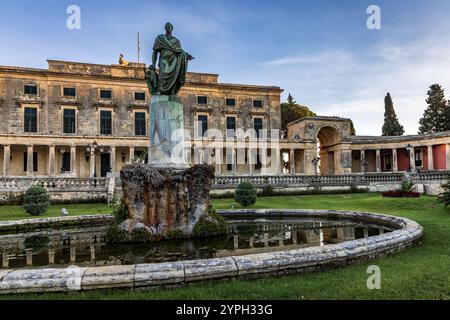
232,149,237,174
409,147,416,172
375,149,381,173
446,144,450,170
260,149,268,175
290,149,295,174
360,150,365,173
392,149,398,172
428,145,434,171
215,147,222,175
3,145,10,176
90,149,96,177
129,147,135,164
273,149,281,174
48,145,55,176
27,145,34,176
248,148,254,175
110,147,116,174
70,145,77,177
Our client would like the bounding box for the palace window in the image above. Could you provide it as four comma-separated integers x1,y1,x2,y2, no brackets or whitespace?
226,98,236,107
24,107,38,133
226,116,236,138
63,109,76,134
415,149,423,167
253,99,263,108
23,152,38,172
134,92,146,101
197,96,208,105
254,118,263,138
100,110,112,135
61,152,71,172
63,87,76,97
100,89,112,100
198,115,208,137
135,112,146,136
24,85,38,95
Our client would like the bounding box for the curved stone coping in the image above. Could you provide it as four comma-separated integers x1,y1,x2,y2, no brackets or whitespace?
0,215,114,233
0,210,423,295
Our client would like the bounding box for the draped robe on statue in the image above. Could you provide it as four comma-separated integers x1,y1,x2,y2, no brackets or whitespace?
153,34,190,96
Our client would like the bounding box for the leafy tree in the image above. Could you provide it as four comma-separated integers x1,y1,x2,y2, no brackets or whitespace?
382,93,404,136
281,93,316,138
234,181,257,207
445,100,450,131
23,186,50,216
419,84,448,134
350,121,356,136
438,176,450,208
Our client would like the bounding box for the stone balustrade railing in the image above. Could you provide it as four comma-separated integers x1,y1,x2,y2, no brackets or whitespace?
213,171,449,189
0,171,448,194
0,177,108,192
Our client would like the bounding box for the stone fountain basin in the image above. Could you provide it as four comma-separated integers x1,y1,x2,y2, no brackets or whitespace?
0,210,423,295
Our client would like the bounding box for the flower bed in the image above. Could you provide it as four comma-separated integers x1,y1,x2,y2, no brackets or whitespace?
382,191,421,198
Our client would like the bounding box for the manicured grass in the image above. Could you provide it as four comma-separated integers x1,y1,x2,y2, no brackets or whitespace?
1,194,449,300
0,203,111,221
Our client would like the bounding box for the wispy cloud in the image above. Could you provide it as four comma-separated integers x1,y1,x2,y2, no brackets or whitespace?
263,50,355,66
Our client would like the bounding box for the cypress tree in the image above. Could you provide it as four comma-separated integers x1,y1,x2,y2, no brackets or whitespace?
418,84,447,134
382,93,404,136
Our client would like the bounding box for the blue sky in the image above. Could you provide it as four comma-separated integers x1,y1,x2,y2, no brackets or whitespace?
1,0,450,135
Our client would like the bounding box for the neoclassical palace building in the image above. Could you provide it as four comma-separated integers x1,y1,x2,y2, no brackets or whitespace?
0,59,450,180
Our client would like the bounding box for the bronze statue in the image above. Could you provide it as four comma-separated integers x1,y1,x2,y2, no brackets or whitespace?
145,22,194,96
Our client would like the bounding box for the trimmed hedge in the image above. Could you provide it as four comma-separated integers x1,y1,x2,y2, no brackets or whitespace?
234,181,257,207
23,186,50,216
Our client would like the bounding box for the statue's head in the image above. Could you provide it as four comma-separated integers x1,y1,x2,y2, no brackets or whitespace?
165,22,173,33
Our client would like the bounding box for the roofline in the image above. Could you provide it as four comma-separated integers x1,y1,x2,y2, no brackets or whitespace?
287,116,353,127
0,61,282,92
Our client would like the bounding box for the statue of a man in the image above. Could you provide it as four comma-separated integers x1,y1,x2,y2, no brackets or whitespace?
147,22,194,96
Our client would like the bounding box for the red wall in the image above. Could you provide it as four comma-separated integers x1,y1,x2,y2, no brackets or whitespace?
433,145,447,170
397,148,410,171
422,147,429,170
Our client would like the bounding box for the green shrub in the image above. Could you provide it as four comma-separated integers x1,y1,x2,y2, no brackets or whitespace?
234,181,257,207
438,176,450,208
23,186,50,216
106,223,130,243
112,199,129,224
131,228,152,242
260,185,275,197
193,212,227,238
400,179,416,192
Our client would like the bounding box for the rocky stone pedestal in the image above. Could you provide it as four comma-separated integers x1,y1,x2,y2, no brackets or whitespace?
119,164,215,239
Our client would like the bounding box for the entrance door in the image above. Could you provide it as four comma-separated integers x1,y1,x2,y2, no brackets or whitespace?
100,153,111,177
327,152,335,175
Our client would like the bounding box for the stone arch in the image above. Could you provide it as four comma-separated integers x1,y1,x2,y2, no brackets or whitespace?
317,126,341,175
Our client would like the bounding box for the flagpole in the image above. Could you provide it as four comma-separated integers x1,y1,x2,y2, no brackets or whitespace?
137,32,141,63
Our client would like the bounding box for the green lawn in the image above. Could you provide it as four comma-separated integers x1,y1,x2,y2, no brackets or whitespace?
0,203,111,221
1,194,449,300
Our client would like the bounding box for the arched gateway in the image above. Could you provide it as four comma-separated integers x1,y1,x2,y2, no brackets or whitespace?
287,116,354,175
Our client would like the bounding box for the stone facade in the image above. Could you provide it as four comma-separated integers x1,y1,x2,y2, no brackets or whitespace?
0,60,449,182
0,60,285,178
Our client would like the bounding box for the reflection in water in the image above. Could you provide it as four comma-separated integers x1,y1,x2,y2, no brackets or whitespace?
0,218,392,270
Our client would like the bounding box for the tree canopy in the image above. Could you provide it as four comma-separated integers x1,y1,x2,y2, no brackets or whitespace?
419,84,450,134
281,94,317,137
382,93,405,136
